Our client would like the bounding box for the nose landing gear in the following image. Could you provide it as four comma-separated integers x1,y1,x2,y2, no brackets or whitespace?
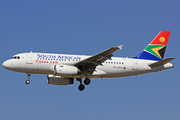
25,73,31,84
25,80,30,84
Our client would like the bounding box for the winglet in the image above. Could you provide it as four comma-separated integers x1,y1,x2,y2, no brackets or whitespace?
118,44,123,50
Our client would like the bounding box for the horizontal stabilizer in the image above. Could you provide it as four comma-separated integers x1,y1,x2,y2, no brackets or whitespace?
149,57,175,67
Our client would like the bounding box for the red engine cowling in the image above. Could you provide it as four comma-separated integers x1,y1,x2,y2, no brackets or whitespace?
47,75,74,85
51,65,81,76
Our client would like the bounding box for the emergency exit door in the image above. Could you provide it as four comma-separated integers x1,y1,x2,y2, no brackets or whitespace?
132,60,138,70
26,52,33,64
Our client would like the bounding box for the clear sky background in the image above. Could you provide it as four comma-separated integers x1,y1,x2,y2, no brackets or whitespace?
0,0,179,120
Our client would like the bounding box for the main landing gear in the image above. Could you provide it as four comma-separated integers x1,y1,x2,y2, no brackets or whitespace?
84,78,91,85
25,73,31,84
77,78,91,91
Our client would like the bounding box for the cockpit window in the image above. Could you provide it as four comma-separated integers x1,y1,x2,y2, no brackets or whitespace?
11,56,20,59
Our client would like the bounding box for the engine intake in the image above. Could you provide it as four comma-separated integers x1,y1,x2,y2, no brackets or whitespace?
47,75,74,85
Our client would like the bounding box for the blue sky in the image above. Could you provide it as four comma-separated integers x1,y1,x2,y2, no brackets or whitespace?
0,0,179,120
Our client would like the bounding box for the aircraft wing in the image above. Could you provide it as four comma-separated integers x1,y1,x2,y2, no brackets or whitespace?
74,45,123,74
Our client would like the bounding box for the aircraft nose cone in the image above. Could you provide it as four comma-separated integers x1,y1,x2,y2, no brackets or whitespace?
2,61,9,69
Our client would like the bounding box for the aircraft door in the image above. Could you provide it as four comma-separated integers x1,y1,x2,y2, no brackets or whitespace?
132,60,138,70
26,52,33,64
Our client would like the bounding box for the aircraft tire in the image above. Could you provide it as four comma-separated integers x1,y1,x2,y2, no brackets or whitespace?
78,84,85,91
84,78,91,85
25,80,30,84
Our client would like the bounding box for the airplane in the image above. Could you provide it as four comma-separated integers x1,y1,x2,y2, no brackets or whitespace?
2,31,174,91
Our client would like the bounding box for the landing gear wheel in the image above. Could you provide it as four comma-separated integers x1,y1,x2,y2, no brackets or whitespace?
78,84,85,91
25,73,31,84
84,78,91,85
25,80,30,84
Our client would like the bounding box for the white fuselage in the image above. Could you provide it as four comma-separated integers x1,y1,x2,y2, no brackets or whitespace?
2,52,174,79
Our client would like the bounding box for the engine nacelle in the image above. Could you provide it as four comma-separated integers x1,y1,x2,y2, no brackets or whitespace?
47,75,74,85
50,65,81,76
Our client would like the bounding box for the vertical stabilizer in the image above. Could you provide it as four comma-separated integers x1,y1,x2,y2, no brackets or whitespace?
134,31,171,61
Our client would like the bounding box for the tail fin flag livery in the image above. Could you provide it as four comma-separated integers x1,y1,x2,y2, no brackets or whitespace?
134,31,171,61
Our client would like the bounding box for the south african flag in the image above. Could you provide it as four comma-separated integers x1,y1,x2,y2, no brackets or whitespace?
134,31,171,61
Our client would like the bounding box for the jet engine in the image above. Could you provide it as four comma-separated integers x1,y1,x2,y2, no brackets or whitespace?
50,65,81,76
47,75,74,85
